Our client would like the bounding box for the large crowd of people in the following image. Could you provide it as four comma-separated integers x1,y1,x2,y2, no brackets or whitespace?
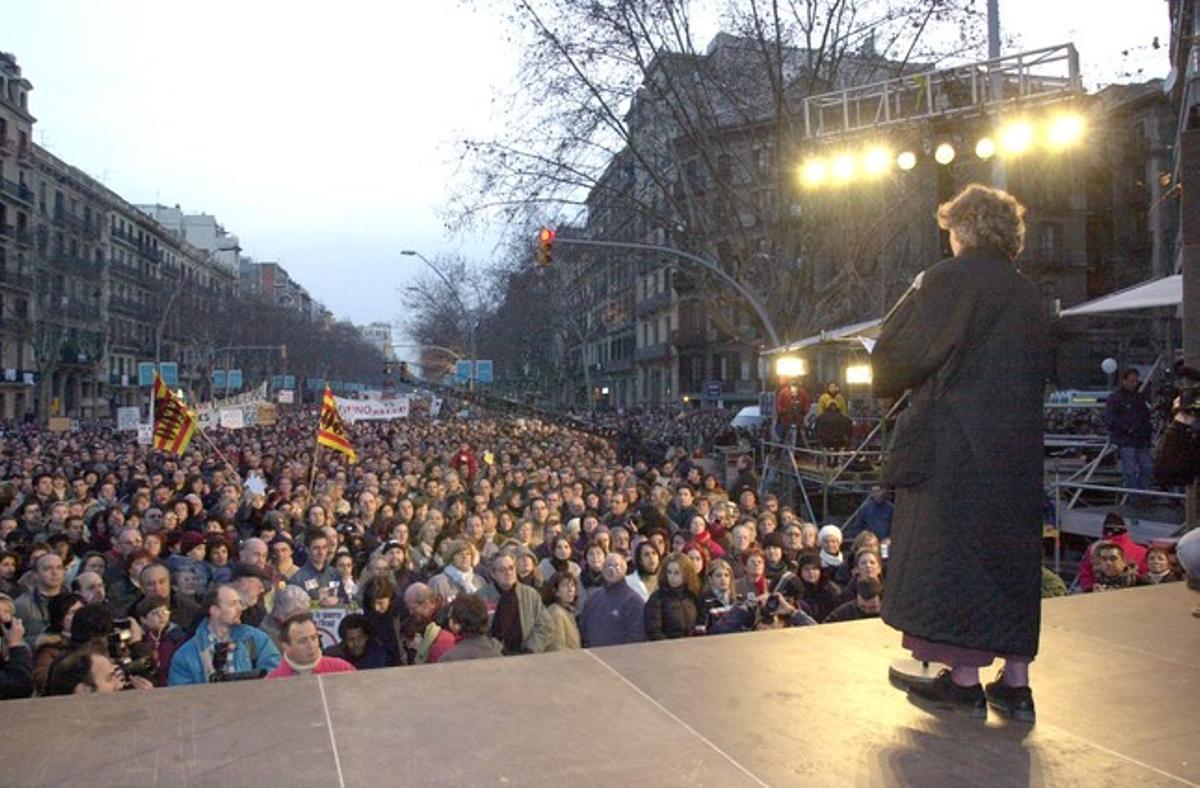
0,393,1194,699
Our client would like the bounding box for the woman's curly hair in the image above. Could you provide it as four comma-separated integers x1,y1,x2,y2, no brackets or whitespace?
936,184,1027,260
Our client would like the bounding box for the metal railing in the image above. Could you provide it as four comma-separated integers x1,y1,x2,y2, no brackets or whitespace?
802,43,1082,140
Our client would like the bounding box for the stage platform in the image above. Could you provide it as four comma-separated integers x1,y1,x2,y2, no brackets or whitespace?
5,584,1197,787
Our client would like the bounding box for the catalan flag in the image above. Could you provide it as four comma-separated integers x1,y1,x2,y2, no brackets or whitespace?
152,373,197,455
317,386,356,463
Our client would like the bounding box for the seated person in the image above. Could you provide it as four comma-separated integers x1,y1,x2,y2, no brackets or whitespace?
824,577,882,623
1089,541,1143,592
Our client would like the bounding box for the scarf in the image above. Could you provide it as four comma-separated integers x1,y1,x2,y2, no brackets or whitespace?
284,653,320,675
444,564,477,593
820,550,843,568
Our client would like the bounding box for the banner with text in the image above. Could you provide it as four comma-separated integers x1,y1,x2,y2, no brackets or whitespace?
334,395,410,423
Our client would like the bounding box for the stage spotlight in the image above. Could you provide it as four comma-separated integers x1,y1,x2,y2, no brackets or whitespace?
934,143,956,165
864,147,891,175
775,356,807,378
800,159,827,188
1000,121,1034,155
896,150,918,171
1048,113,1085,147
844,364,873,385
975,137,996,160
832,154,855,181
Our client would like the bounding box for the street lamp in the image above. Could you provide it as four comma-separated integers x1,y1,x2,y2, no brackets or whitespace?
400,249,479,391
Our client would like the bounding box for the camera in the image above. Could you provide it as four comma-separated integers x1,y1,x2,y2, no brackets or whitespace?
209,641,265,682
107,618,156,686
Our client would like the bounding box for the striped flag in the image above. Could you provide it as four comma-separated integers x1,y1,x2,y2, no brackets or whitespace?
317,386,356,463
152,373,197,455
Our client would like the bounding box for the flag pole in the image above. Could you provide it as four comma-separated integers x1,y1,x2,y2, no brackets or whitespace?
307,442,321,507
194,425,241,482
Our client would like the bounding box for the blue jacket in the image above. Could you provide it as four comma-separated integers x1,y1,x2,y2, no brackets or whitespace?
578,581,646,647
854,497,893,539
167,618,281,686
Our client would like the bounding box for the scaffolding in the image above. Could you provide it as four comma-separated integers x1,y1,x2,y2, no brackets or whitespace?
803,44,1083,140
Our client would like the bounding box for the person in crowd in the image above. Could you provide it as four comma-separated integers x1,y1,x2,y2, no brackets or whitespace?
796,550,841,623
440,594,504,662
230,563,272,629
644,553,702,640
545,571,582,651
818,381,848,417
262,585,314,651
43,650,141,695
0,594,34,699
72,570,108,610
132,594,185,687
625,541,661,602
427,540,486,603
850,485,893,541
324,613,390,670
479,552,553,655
578,553,645,647
1105,367,1155,497
824,577,883,623
700,559,736,632
267,612,355,679
1076,513,1148,592
537,536,580,586
814,401,853,465
1089,542,1144,592
289,529,338,603
816,525,844,581
402,582,455,665
1143,545,1182,584
270,537,301,581
0,552,22,598
31,592,83,695
139,562,201,632
168,584,281,686
736,547,768,599
332,550,359,604
14,552,65,641
873,184,1045,723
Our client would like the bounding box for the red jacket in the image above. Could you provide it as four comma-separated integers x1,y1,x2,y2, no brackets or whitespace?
266,656,355,679
1077,533,1148,592
776,385,810,428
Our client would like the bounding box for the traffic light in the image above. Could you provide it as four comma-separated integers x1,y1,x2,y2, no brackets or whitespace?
536,227,555,267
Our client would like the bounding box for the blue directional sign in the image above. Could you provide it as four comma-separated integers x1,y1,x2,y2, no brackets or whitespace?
159,362,179,388
137,362,156,387
706,381,722,399
271,375,297,390
455,360,473,384
228,369,243,390
307,377,325,391
475,360,493,384
212,370,225,389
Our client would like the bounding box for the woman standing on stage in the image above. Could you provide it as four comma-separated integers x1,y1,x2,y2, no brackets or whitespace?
873,184,1048,722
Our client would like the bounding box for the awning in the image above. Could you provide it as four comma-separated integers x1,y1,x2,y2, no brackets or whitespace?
764,318,883,355
1059,274,1181,317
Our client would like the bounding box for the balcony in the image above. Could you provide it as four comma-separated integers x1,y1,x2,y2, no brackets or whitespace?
2,178,33,205
63,300,100,322
46,252,97,277
0,223,11,240
0,137,13,156
635,290,674,317
52,207,88,234
14,226,32,247
634,342,672,362
108,295,144,315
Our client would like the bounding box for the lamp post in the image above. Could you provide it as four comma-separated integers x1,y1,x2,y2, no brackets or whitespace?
400,250,479,391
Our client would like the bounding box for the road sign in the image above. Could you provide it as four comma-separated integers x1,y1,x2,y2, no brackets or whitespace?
455,360,472,384
137,362,155,387
212,370,225,389
706,382,723,399
272,374,297,390
159,362,179,388
475,360,493,384
228,369,243,390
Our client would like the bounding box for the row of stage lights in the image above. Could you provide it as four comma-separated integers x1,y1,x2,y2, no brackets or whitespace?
799,113,1087,189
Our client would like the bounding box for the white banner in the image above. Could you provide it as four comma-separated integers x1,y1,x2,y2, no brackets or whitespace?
334,395,410,423
202,381,269,410
431,396,443,418
116,407,140,432
219,408,246,430
136,424,153,446
277,389,294,404
312,607,349,650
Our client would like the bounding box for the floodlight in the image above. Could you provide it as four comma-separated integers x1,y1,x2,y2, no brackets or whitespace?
1048,114,1085,148
863,147,891,175
845,364,873,385
775,356,807,378
975,137,996,160
800,159,827,188
1000,121,1034,155
934,143,956,165
896,150,918,171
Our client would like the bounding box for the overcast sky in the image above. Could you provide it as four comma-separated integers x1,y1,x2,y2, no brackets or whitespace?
1,0,1170,347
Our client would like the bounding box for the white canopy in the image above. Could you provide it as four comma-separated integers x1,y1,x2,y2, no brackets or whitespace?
1059,274,1182,317
764,318,883,355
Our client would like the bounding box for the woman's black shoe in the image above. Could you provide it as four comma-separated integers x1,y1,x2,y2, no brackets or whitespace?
906,669,986,718
985,674,1036,723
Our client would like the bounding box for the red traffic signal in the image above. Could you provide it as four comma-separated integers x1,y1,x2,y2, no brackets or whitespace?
536,227,555,267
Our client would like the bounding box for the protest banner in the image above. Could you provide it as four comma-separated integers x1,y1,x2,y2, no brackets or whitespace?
116,407,140,432
312,606,349,650
333,395,410,423
219,408,246,430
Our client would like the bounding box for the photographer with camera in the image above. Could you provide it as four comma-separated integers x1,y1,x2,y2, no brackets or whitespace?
167,584,280,686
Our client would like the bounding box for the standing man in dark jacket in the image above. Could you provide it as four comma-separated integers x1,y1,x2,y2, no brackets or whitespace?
873,185,1047,723
578,553,645,647
1105,368,1154,498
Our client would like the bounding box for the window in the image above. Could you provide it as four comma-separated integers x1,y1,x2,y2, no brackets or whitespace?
1040,222,1062,260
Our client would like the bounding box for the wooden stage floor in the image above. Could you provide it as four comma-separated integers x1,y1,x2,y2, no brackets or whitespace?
5,583,1197,787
